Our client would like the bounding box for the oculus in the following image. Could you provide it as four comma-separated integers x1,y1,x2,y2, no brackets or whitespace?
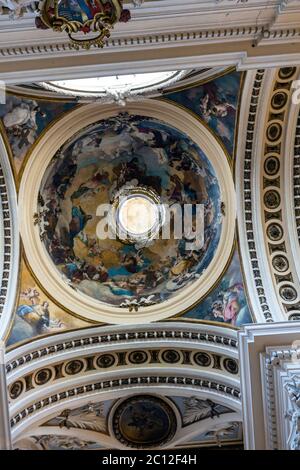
109,185,165,245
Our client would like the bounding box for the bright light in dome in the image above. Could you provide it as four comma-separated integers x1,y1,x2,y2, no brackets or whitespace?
118,196,159,236
48,71,180,95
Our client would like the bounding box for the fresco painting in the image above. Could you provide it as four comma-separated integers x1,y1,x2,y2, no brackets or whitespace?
38,114,223,307
0,96,76,172
183,249,252,326
166,70,242,156
7,259,90,347
2,70,253,348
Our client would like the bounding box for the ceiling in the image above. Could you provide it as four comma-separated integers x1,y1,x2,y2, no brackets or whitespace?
0,2,299,453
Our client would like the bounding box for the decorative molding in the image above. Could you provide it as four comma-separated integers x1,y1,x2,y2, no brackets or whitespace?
0,343,11,449
1,26,299,59
10,373,241,434
39,70,190,103
6,323,238,375
0,1,38,18
236,69,275,323
7,345,239,402
0,132,19,340
0,1,300,82
4,323,240,442
293,109,300,246
237,66,300,323
260,67,300,321
261,346,300,450
182,396,233,426
42,401,107,434
13,400,242,450
6,323,239,415
238,321,300,450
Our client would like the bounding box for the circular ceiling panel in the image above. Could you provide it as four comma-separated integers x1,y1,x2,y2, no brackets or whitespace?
19,100,236,324
37,114,221,307
110,395,178,449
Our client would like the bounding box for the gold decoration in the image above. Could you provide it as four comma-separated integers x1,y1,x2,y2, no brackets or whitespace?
36,0,131,50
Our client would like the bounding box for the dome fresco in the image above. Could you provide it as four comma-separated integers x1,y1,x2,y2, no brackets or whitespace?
38,114,222,308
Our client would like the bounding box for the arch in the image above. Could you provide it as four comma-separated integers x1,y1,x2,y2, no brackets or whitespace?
0,132,19,340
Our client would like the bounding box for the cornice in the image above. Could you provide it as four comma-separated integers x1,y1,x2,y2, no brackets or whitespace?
6,322,238,372
0,1,300,82
238,321,300,450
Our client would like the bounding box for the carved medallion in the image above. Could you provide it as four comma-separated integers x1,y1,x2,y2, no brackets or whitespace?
112,396,177,448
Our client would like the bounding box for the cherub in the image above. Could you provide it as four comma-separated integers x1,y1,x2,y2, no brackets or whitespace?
20,288,40,305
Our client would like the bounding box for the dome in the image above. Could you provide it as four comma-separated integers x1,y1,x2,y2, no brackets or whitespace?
38,114,222,308
19,100,235,323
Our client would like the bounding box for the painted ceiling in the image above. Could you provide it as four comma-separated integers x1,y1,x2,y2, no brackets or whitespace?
38,114,221,307
0,67,253,348
0,1,298,452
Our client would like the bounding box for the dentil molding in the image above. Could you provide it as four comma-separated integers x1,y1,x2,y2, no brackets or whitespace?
236,66,300,323
4,322,241,443
0,132,19,341
0,1,300,83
